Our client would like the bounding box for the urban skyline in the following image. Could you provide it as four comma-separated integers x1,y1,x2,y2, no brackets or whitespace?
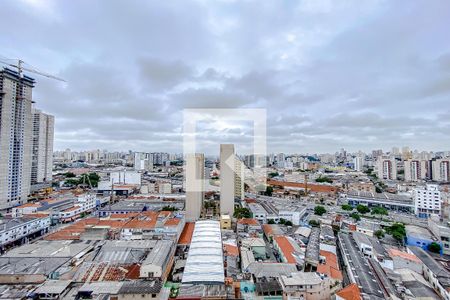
2,1,450,299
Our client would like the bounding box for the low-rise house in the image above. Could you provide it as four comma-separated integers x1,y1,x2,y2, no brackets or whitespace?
0,215,51,253
406,225,435,250
274,236,304,266
118,281,163,299
409,246,450,300
223,243,239,277
220,214,231,230
317,250,343,289
248,202,268,223
335,283,362,300
355,220,380,237
140,240,174,280
59,193,97,223
246,263,297,281
279,272,331,300
241,238,266,260
387,248,422,273
237,218,262,237
262,224,284,241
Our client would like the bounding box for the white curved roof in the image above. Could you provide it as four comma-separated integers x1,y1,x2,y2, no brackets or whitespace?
182,220,224,284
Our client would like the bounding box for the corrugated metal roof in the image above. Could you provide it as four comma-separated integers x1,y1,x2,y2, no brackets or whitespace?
182,220,224,284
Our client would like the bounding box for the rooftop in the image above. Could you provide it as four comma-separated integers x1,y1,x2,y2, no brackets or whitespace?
409,246,450,288
347,191,413,206
178,222,195,245
34,280,72,295
247,262,297,278
0,257,68,275
274,236,297,264
317,250,343,280
387,248,421,263
118,280,162,295
3,240,94,258
335,283,362,300
237,218,260,226
280,272,323,286
182,220,224,284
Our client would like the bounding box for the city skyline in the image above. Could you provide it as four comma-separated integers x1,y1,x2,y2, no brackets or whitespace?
1,0,450,153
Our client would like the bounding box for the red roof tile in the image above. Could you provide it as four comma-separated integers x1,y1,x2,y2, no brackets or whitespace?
224,244,239,256
178,222,195,245
317,250,343,280
238,218,259,226
336,283,362,300
267,179,338,193
274,236,296,264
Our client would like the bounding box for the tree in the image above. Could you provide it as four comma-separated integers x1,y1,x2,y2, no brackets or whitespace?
285,220,293,226
265,186,273,196
371,206,388,216
74,172,100,187
386,223,406,242
375,186,382,193
374,230,385,239
314,205,326,216
428,242,441,253
65,172,76,178
315,176,333,183
233,207,251,219
350,212,361,221
278,218,286,225
162,206,178,211
268,172,279,178
356,204,370,214
65,178,80,186
268,219,275,224
309,220,320,227
341,204,353,211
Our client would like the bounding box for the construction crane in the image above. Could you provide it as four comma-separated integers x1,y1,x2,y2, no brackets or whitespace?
0,57,66,82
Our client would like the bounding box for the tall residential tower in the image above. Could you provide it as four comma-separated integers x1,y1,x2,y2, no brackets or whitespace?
31,108,54,184
185,153,205,222
0,69,34,210
220,144,235,216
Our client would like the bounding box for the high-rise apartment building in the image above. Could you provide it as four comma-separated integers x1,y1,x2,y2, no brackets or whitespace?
185,153,205,222
402,146,412,160
151,152,170,165
404,159,429,182
63,148,72,161
376,156,397,180
31,108,54,184
0,69,34,211
353,156,363,172
234,157,245,201
220,144,235,216
276,153,285,168
133,152,152,171
414,184,441,218
432,159,450,182
372,149,383,160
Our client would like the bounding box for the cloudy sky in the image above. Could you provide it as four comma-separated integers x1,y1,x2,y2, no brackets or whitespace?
1,0,450,155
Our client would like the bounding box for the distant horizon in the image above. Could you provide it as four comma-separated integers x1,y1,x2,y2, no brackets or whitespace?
53,146,450,157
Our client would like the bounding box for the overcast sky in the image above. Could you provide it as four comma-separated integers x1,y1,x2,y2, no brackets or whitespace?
1,0,450,155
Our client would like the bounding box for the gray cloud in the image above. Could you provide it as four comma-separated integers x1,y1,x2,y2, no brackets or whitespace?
1,0,450,154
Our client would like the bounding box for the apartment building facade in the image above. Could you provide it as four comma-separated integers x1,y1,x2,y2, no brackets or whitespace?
0,69,34,211
31,108,54,184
